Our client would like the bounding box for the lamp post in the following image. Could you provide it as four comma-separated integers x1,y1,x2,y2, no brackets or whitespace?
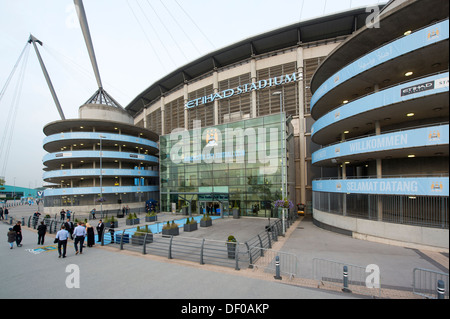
272,91,286,235
99,135,106,216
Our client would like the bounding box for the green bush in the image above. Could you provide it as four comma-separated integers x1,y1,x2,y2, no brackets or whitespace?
227,235,236,242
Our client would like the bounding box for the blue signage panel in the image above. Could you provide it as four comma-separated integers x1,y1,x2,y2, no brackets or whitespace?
313,177,449,197
311,72,449,137
311,19,449,109
44,185,159,197
312,124,449,163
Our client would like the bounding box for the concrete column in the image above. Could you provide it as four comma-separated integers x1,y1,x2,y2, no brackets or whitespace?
251,58,257,118
143,106,148,129
184,83,189,130
297,46,306,205
160,96,165,135
213,70,219,125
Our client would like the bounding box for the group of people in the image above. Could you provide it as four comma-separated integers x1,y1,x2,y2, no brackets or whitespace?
6,215,107,259
55,219,105,258
0,207,9,220
6,221,23,249
59,209,73,221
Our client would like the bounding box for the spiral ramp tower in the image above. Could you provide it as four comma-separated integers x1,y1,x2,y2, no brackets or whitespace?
310,0,449,249
42,0,159,214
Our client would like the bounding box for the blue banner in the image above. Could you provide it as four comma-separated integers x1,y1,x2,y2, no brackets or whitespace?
311,19,449,109
44,185,159,197
313,177,449,197
312,124,449,164
311,72,449,137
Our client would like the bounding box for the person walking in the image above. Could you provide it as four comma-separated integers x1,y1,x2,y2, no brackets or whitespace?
90,208,96,220
37,221,47,245
12,221,22,247
4,207,8,222
55,225,69,258
96,219,104,243
64,218,74,240
73,222,86,254
60,209,66,221
7,228,16,249
0,207,3,220
86,222,95,247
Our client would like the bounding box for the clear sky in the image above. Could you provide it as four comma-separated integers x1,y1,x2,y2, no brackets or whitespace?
0,0,383,189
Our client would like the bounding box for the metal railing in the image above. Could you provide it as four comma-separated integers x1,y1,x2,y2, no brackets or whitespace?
314,191,449,229
313,258,381,298
101,229,249,271
413,268,449,299
99,218,289,272
249,246,299,280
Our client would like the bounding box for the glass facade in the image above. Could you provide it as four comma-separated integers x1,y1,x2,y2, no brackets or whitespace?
160,114,289,217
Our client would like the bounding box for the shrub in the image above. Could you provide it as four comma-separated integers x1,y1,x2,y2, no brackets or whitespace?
227,235,236,242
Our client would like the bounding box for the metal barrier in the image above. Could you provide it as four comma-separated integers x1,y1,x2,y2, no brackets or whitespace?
249,246,299,280
312,258,381,298
413,268,449,299
101,229,249,271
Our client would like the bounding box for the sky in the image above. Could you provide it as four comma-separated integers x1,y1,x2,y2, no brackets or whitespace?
0,0,384,189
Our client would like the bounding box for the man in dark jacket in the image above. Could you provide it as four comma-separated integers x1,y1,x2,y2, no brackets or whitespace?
96,220,105,243
37,221,47,245
64,218,74,240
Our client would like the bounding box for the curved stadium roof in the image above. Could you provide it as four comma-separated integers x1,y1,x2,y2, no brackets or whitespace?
125,6,384,116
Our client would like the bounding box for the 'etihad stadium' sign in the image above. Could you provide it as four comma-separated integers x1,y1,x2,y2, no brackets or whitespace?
185,72,301,109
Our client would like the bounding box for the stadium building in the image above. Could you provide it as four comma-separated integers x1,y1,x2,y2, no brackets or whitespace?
126,5,384,217
310,0,449,249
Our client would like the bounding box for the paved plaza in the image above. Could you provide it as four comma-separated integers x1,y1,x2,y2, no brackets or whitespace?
0,204,448,300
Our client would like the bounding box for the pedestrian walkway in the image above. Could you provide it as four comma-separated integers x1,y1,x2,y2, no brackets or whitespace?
1,204,448,299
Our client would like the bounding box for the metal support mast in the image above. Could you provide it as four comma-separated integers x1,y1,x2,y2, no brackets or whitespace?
73,0,122,108
28,34,66,120
73,0,103,89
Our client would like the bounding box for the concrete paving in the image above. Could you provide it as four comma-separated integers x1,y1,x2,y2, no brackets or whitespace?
1,204,448,300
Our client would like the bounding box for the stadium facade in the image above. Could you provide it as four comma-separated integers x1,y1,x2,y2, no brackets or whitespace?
42,0,448,248
309,0,449,249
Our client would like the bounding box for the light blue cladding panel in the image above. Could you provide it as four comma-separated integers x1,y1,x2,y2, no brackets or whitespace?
43,168,159,180
312,124,449,164
311,19,449,109
42,150,159,164
311,72,449,137
313,177,449,197
43,132,158,150
44,185,159,196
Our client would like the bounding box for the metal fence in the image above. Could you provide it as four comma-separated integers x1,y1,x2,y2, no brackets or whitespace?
413,268,449,299
313,191,449,229
249,247,299,280
312,258,382,298
102,229,248,270
100,218,290,272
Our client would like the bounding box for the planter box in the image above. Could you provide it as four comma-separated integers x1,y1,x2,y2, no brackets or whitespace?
200,219,212,227
105,221,118,228
115,233,129,244
131,234,153,245
162,227,179,237
233,208,240,219
183,223,198,232
227,242,237,259
145,215,157,222
126,218,140,226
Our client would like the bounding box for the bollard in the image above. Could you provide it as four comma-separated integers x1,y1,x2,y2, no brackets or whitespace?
342,265,352,293
437,280,445,299
274,256,282,280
